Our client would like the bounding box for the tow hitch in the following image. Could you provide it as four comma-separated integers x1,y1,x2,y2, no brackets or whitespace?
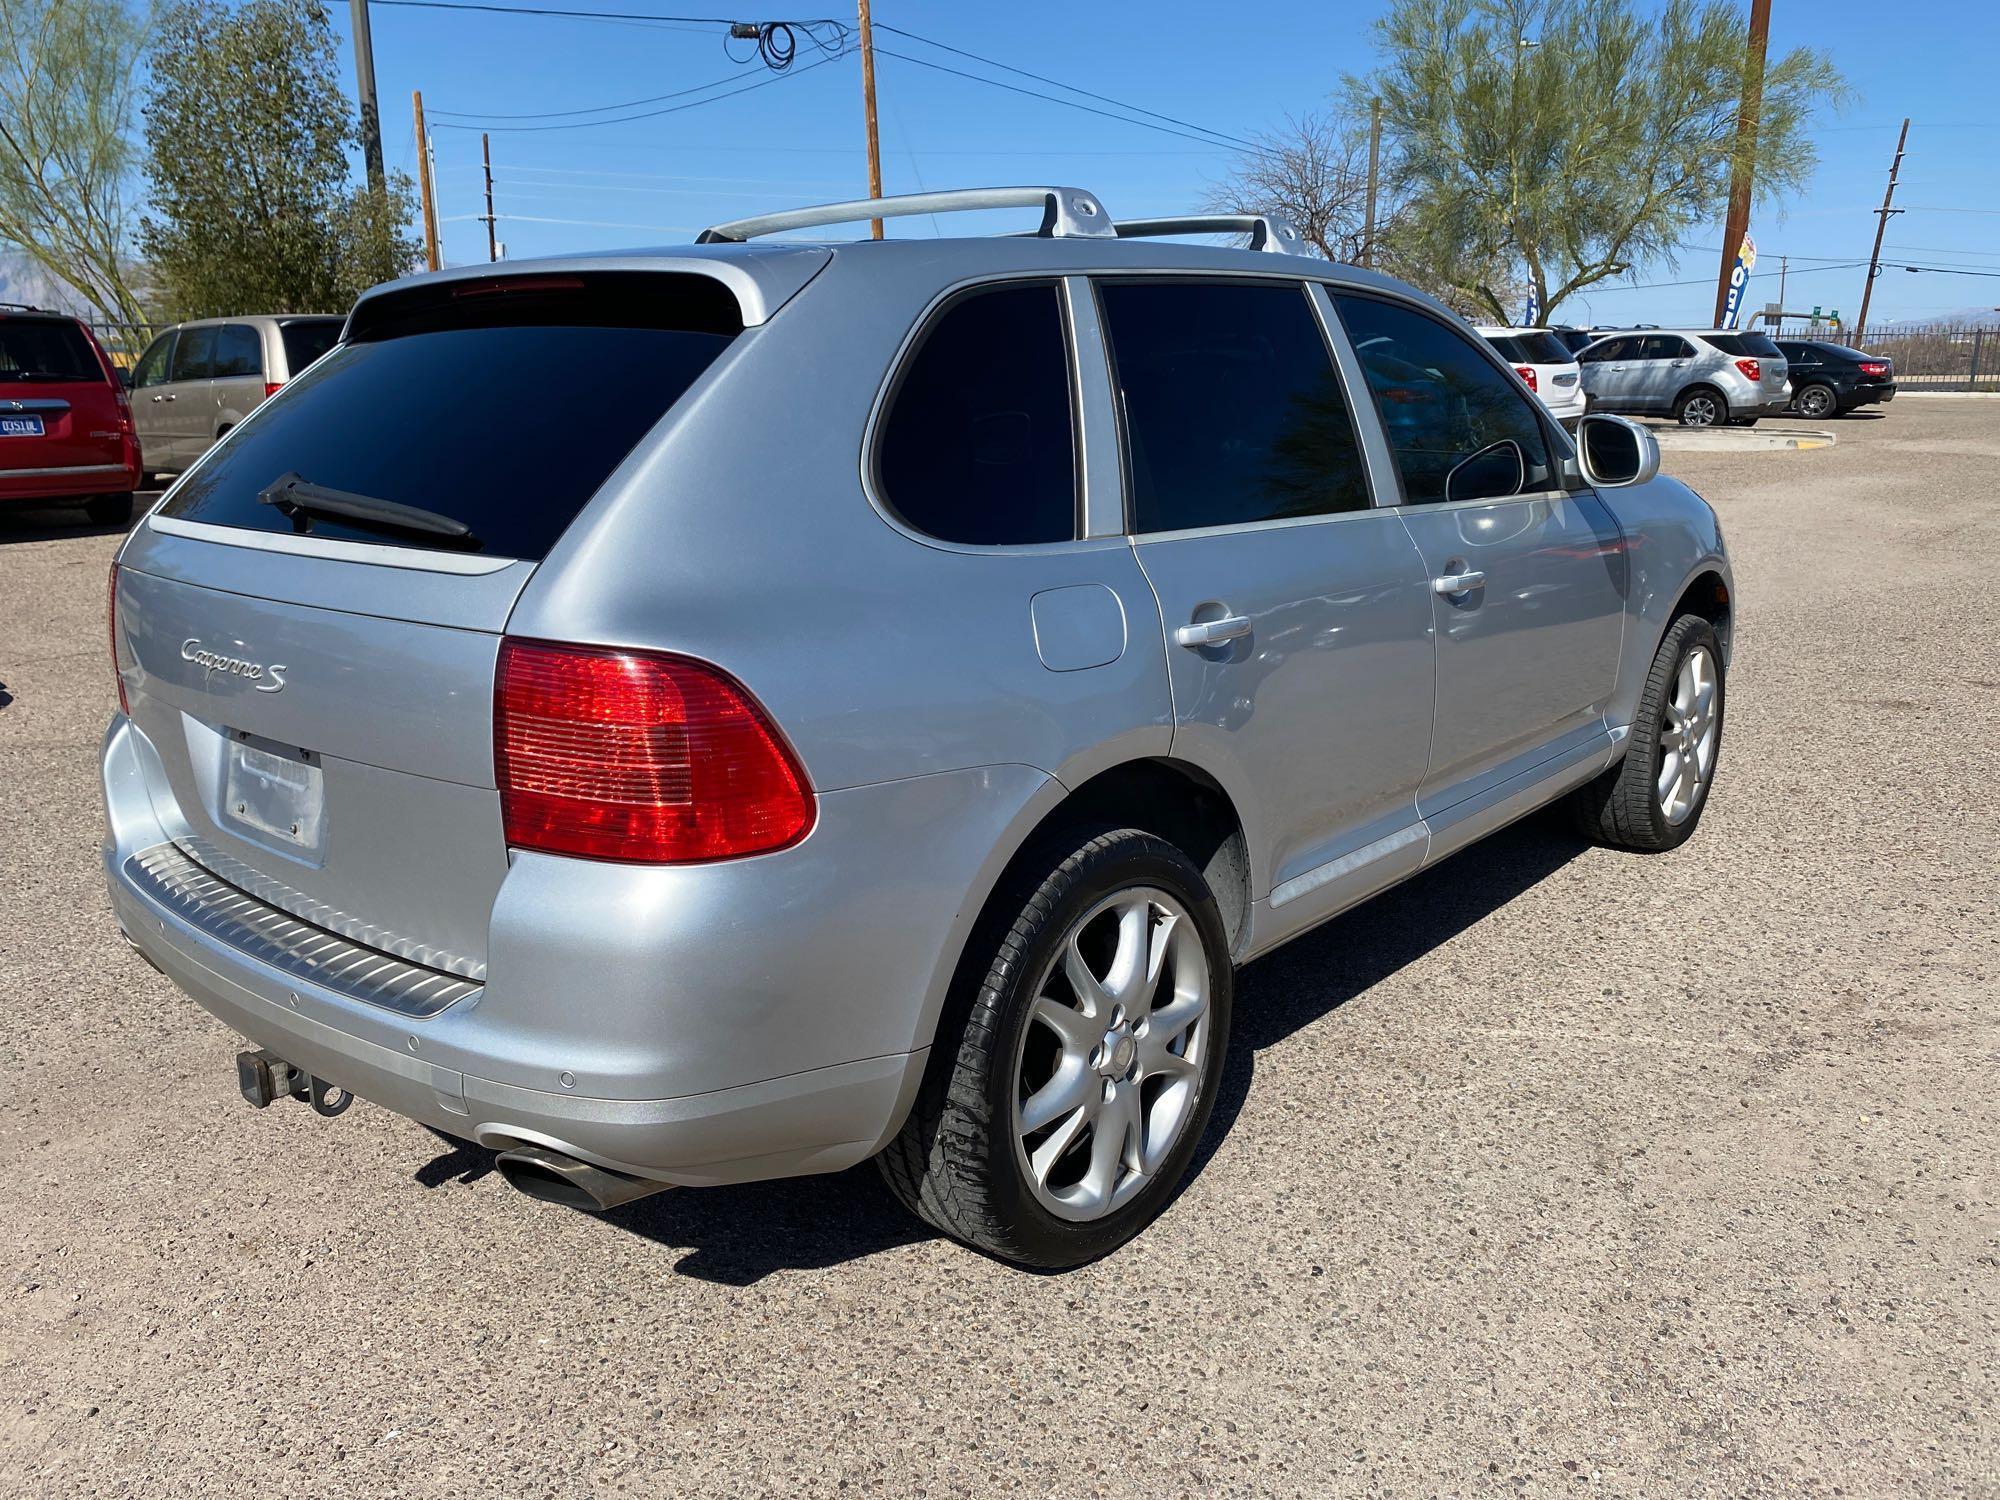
236,1048,353,1117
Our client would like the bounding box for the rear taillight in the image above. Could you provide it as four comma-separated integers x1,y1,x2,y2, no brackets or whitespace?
1513,364,1538,392
1734,358,1761,382
494,639,814,864
109,562,128,714
1859,361,1889,377
263,381,283,399
112,387,135,434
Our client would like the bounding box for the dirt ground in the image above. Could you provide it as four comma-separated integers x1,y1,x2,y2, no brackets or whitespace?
1,401,1994,1497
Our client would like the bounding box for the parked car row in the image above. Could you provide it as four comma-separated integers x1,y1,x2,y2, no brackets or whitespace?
1489,323,1898,427
1,306,343,526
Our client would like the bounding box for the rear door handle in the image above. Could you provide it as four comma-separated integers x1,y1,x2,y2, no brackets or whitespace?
1174,614,1252,648
1433,571,1486,596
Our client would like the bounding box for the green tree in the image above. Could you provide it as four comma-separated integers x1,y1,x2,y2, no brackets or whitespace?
0,0,154,348
1362,0,1845,322
140,0,418,317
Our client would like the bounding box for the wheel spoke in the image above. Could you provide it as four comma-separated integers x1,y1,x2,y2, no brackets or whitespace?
1020,1057,1092,1135
1027,1098,1093,1186
1030,992,1094,1054
1656,746,1681,805
1100,897,1152,1013
1071,1083,1138,1214
1062,934,1113,1023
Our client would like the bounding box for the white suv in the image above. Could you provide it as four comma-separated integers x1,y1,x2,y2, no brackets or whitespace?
1477,327,1586,428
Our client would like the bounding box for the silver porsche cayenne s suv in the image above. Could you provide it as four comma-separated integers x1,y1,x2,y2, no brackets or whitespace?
103,188,1732,1267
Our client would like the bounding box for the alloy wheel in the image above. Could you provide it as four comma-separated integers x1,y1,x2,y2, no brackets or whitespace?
1797,387,1834,419
1657,644,1719,824
1011,887,1211,1222
1681,393,1720,427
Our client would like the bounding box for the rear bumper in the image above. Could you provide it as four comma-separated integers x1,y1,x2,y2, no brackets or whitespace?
0,459,138,501
1846,382,1896,407
102,713,1051,1187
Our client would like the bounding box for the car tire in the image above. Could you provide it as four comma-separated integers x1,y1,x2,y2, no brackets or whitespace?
84,492,135,526
879,827,1233,1268
1569,613,1724,853
1673,386,1728,427
1793,383,1837,420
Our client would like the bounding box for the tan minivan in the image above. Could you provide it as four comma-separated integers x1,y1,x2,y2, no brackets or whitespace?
129,315,343,478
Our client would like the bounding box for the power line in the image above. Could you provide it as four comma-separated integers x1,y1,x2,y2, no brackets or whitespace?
876,24,1263,154
431,63,761,120
875,48,1269,156
431,50,843,132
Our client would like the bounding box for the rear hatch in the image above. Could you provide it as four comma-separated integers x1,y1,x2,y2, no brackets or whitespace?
0,314,126,477
1706,331,1788,403
113,264,805,977
1485,331,1582,406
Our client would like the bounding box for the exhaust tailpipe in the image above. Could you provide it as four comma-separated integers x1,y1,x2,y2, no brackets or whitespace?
493,1144,671,1212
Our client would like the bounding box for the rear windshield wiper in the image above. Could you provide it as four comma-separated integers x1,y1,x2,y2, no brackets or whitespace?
258,471,478,546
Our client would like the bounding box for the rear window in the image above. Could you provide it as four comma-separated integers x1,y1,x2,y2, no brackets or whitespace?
159,274,741,560
0,317,101,383
1704,332,1782,359
1485,332,1572,365
279,319,341,372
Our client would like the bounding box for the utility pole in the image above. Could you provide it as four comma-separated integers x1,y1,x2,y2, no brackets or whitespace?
350,0,385,194
1362,97,1381,268
413,91,440,272
1854,117,1910,347
1711,0,1771,327
857,0,884,238
481,133,497,263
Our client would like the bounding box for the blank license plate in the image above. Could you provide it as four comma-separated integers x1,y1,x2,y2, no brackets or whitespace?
224,739,325,849
0,416,45,437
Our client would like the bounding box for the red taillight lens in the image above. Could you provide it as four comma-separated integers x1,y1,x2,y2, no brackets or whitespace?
1859,361,1889,377
494,639,814,864
1734,358,1761,382
113,387,135,434
109,562,128,714
263,381,283,399
1513,364,1538,392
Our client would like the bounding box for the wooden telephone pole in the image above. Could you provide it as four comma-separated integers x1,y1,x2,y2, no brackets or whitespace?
1854,118,1910,347
350,0,386,194
413,91,440,271
1711,0,1771,326
857,0,884,237
481,133,498,263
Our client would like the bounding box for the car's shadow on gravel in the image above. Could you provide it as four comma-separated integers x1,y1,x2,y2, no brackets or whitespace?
1183,817,1590,1192
0,501,147,544
411,817,1589,1284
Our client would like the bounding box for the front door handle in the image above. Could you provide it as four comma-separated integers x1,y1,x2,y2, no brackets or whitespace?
1174,614,1252,648
1433,570,1486,596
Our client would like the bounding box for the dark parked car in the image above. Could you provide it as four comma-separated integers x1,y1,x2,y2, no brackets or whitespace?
1774,340,1896,419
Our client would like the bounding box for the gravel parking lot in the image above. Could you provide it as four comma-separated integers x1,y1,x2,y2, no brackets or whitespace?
2,402,1994,1497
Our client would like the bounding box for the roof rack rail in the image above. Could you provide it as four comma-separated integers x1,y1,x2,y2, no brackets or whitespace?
696,186,1116,244
1113,215,1307,256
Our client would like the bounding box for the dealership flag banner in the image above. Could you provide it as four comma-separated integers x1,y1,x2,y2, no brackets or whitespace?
1722,232,1757,330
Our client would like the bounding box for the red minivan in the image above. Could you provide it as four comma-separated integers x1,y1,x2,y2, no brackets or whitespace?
0,305,143,526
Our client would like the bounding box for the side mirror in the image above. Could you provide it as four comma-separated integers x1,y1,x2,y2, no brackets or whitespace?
1444,438,1525,506
1575,412,1660,488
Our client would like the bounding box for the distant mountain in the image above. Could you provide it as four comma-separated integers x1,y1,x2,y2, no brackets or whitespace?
1875,307,2000,331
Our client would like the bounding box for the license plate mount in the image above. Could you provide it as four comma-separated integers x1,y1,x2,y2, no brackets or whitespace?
222,735,326,852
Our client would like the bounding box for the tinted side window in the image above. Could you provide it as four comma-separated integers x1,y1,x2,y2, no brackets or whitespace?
1099,280,1368,532
875,282,1076,546
1335,294,1552,506
279,319,341,372
131,333,177,389
1580,337,1630,363
212,323,263,378
1637,336,1688,360
171,326,217,381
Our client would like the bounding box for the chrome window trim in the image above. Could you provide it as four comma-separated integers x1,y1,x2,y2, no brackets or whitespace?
145,514,525,575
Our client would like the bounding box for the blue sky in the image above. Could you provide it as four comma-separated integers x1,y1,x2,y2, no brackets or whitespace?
349,0,2000,327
